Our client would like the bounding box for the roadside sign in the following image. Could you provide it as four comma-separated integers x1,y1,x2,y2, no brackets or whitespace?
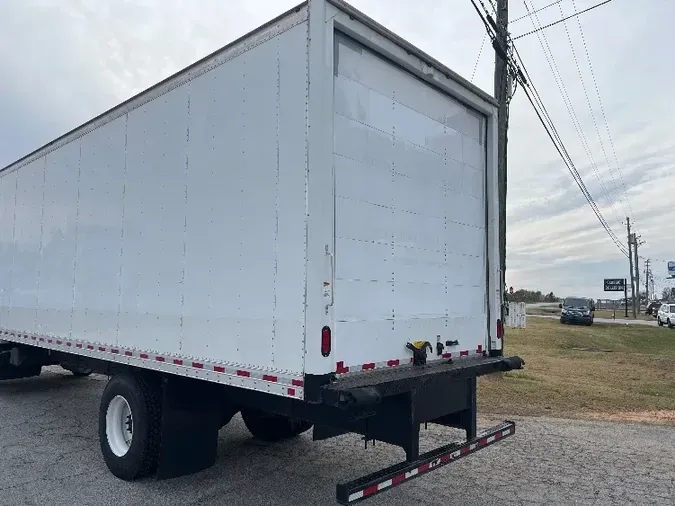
668,261,675,278
604,278,626,291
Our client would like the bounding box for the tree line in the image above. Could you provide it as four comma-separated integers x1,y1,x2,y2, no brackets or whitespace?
505,287,674,304
505,289,559,303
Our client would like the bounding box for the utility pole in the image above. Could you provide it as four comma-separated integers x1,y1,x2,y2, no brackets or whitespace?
494,0,509,318
626,218,636,318
633,233,640,314
645,261,649,302
650,269,655,301
623,279,628,318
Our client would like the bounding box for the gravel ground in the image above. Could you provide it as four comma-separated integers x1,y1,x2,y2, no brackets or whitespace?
1,367,675,506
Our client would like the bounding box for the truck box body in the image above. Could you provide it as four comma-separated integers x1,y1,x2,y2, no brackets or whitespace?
0,2,520,501
0,0,501,400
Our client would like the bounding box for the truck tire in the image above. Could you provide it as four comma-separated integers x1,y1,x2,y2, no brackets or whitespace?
241,408,312,442
669,319,674,329
219,402,239,429
658,317,663,327
99,373,162,480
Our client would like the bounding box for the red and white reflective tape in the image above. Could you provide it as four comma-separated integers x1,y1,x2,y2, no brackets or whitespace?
336,357,411,374
336,346,487,374
442,345,485,360
343,423,515,504
0,328,304,398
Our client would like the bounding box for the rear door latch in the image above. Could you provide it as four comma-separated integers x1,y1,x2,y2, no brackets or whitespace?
406,341,432,366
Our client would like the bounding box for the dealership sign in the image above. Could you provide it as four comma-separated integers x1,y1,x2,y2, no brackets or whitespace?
603,278,626,291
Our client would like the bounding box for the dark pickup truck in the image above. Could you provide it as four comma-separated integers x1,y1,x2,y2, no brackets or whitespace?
560,297,595,325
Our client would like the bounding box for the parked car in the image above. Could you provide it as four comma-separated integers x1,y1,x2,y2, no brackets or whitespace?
646,301,662,316
560,297,595,326
657,304,675,328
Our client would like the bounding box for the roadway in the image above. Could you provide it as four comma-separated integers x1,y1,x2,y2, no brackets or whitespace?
1,367,674,505
529,314,658,327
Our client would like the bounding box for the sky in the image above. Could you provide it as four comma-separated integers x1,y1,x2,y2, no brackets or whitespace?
0,0,673,300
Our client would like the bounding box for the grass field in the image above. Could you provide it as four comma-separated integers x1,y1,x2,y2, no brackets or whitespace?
593,309,654,321
478,318,675,424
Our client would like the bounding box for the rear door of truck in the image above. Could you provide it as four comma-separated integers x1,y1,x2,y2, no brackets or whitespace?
331,33,489,374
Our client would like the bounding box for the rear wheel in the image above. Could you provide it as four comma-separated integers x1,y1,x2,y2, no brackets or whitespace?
219,402,239,429
241,408,312,442
669,319,674,329
99,373,162,480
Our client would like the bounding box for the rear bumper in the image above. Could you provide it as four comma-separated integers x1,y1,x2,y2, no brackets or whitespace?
319,355,524,408
300,356,524,503
337,420,516,504
560,314,592,324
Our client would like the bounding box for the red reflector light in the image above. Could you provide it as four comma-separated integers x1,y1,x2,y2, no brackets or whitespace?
497,319,504,339
321,326,332,357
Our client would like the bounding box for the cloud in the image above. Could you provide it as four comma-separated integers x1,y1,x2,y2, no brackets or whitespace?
0,0,673,300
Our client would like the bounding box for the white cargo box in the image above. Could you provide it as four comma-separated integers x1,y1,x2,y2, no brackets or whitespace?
0,0,500,401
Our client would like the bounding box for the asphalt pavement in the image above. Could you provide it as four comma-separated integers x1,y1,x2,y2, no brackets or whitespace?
2,367,675,506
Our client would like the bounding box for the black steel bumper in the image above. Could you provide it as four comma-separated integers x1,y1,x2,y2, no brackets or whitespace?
304,355,524,503
336,420,516,504
320,355,524,409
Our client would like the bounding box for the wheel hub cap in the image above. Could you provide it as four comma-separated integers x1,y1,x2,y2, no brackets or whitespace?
106,395,133,457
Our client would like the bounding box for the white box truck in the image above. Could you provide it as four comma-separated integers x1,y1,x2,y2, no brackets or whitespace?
0,0,523,502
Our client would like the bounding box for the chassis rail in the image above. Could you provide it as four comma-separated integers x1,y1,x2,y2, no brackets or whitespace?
336,420,516,504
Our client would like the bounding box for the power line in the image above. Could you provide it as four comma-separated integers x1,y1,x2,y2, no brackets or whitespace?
512,0,562,23
471,34,487,82
487,0,497,15
522,0,625,232
469,0,629,258
551,0,625,229
641,257,672,264
513,0,614,40
516,75,629,257
569,0,639,234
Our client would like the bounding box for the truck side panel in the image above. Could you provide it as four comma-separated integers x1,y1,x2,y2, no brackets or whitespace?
0,172,16,328
39,141,81,338
0,17,311,389
8,159,43,333
73,116,128,344
118,86,189,354
179,23,310,372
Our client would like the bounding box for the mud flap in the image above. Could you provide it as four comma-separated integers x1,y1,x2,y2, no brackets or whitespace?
156,375,221,479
